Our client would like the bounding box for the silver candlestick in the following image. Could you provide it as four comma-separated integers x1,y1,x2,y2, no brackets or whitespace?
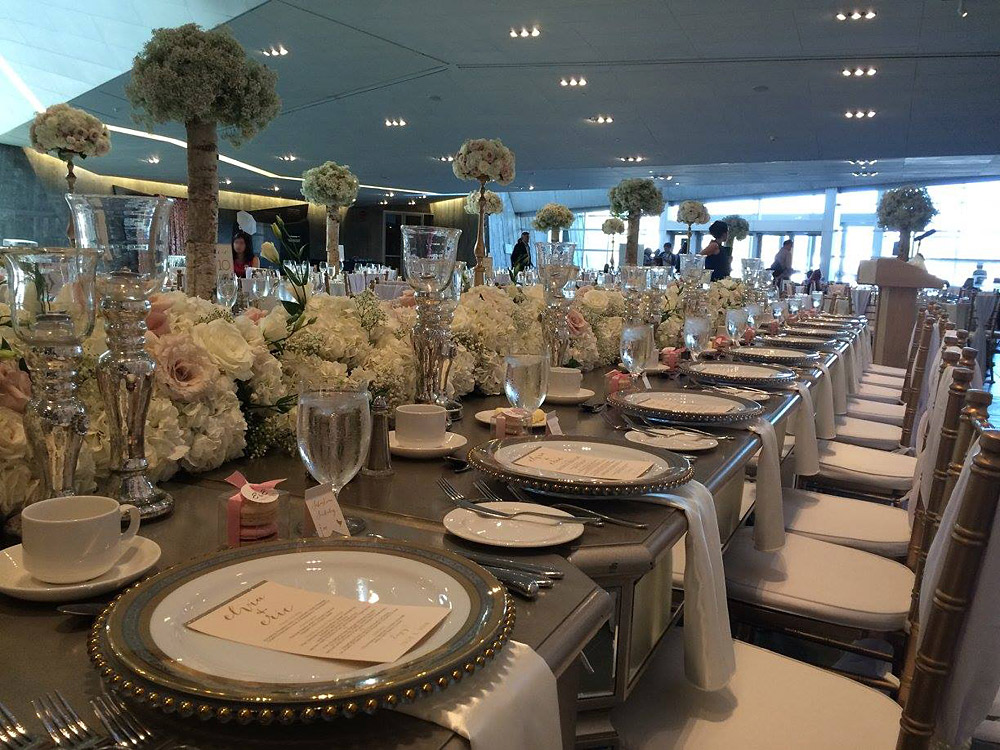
1,249,97,501
67,195,175,519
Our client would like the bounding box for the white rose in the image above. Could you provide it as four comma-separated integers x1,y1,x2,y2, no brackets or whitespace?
582,290,610,313
191,318,254,380
0,406,28,460
259,305,290,343
0,462,41,520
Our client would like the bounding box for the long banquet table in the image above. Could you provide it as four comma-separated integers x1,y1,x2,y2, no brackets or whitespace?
1,355,833,749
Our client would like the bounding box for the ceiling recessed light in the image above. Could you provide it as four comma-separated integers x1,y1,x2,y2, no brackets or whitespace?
261,44,288,57
408,199,416,206
528,184,535,190
277,154,297,162
587,114,614,124
866,109,876,117
836,11,848,20
222,178,232,185
143,155,159,164
561,76,586,87
436,155,454,162
845,109,875,119
272,185,280,191
842,68,853,77
385,118,407,127
510,25,541,38
836,9,876,21
618,155,645,163
843,66,877,77
865,10,876,18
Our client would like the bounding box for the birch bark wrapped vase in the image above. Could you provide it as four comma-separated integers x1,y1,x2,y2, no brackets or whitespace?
68,195,175,519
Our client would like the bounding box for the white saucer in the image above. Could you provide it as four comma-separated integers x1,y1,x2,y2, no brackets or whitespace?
389,431,468,459
0,536,161,602
443,501,584,548
624,429,719,452
545,388,596,405
474,409,547,428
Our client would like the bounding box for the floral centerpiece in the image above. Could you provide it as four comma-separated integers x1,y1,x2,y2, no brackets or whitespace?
723,215,750,247
608,178,665,266
464,189,503,215
602,216,626,268
877,186,937,261
677,200,710,254
452,138,516,285
301,161,360,270
30,103,111,193
127,24,280,299
532,203,576,242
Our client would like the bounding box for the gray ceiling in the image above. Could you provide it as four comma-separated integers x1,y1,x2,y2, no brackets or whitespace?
3,0,1000,204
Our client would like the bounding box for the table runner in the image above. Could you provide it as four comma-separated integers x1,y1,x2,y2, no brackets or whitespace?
641,482,736,691
400,640,560,750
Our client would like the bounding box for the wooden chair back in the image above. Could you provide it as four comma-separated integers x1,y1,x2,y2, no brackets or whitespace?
897,428,1000,750
944,388,993,503
956,329,970,347
959,346,977,372
900,308,929,398
901,317,937,447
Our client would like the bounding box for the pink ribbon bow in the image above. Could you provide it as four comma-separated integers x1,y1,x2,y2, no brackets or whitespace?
223,472,286,547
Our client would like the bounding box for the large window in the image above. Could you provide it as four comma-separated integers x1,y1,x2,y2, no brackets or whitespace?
579,209,660,269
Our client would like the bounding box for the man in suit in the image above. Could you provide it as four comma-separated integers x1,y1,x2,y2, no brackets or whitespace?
511,231,532,274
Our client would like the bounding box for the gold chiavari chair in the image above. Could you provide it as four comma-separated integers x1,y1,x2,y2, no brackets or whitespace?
722,368,979,690
868,307,928,380
615,399,1000,750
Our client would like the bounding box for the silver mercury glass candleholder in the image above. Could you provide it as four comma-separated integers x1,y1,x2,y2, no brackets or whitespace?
401,225,462,404
1,247,97,500
432,261,466,420
536,242,579,367
67,195,175,519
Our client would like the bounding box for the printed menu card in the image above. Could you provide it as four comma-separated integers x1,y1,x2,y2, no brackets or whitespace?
186,580,448,663
513,446,653,481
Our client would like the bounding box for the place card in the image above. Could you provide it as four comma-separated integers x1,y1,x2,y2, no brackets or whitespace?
513,446,653,481
186,580,448,664
545,413,563,435
304,484,350,538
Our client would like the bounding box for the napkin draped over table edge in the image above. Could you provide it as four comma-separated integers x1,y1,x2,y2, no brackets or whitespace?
791,382,819,477
747,418,786,552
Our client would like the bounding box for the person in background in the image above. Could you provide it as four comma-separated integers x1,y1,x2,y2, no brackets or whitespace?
671,239,689,272
643,247,654,265
701,220,732,280
511,231,532,274
232,230,258,277
804,268,824,294
654,242,672,266
770,238,794,285
973,262,987,288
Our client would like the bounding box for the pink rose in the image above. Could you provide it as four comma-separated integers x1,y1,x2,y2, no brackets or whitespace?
147,294,172,336
150,334,216,402
660,348,682,369
243,307,267,323
575,285,594,300
566,309,588,336
0,360,31,413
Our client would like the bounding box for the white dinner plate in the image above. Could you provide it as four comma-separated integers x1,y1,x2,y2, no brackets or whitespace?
624,429,719,452
475,408,547,428
443,501,584,548
389,431,468,458
147,549,473,684
545,388,596,405
623,391,743,415
0,536,161,602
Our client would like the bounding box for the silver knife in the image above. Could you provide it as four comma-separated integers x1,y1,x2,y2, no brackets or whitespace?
461,551,564,579
484,567,540,599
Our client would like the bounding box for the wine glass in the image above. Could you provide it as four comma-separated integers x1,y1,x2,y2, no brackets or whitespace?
684,316,712,362
503,346,550,434
726,308,749,346
620,322,654,390
297,386,372,535
215,272,238,310
811,290,824,311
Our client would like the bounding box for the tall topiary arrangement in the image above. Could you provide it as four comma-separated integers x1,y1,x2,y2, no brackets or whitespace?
127,24,281,299
301,161,359,271
877,186,937,262
609,178,665,265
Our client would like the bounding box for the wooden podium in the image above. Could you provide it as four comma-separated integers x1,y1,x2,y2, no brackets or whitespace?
857,258,945,367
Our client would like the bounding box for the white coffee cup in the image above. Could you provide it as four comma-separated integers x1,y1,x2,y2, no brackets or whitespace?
548,366,583,397
395,404,448,447
21,496,140,584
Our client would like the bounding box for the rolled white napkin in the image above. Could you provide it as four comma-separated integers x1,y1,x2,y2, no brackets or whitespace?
641,481,736,691
813,364,837,439
399,640,561,750
792,383,819,476
829,355,849,415
748,418,786,552
918,440,1000,748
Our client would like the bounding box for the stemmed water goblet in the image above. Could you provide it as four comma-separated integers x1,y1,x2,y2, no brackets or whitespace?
620,321,654,390
726,308,749,347
297,385,372,536
684,316,712,362
215,272,238,310
503,341,550,435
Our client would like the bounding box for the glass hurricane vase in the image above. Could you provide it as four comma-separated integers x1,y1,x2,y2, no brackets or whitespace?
68,195,175,519
536,242,580,367
402,225,461,403
2,247,97,500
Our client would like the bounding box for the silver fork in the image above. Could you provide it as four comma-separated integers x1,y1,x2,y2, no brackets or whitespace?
0,699,41,750
31,692,104,749
90,696,152,749
438,479,603,525
474,480,504,503
504,484,649,529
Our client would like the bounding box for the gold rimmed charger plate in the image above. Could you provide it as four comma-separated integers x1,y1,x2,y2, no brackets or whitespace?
608,389,764,426
733,347,821,367
756,335,839,351
467,435,693,497
88,538,513,723
679,360,797,389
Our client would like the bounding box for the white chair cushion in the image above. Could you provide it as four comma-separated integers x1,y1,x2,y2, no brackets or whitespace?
833,416,903,451
852,383,902,404
846,397,905,426
774,485,911,557
814,441,916,491
723,528,914,630
869,364,907,377
613,628,902,750
973,689,1000,742
862,373,906,388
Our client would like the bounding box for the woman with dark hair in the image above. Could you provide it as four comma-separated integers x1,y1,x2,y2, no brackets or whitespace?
701,220,732,280
232,230,258,277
